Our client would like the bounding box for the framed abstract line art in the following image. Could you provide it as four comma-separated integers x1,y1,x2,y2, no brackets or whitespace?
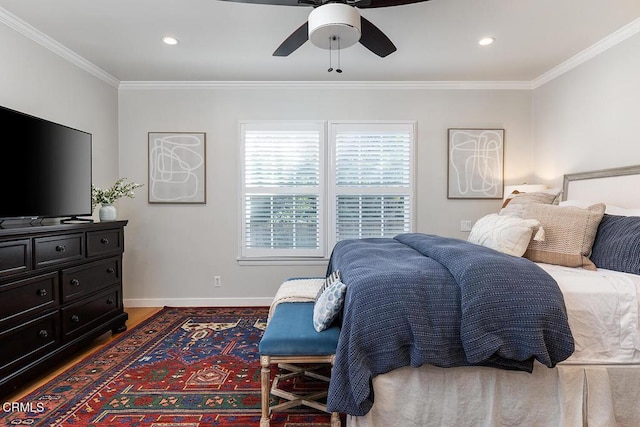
447,128,504,199
148,132,206,204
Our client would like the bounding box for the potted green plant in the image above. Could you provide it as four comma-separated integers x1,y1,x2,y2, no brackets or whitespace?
92,178,143,221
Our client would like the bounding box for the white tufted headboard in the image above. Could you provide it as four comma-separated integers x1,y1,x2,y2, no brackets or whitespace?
562,164,640,209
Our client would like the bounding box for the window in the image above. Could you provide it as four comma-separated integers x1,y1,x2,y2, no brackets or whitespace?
240,121,414,259
329,122,414,248
240,122,325,258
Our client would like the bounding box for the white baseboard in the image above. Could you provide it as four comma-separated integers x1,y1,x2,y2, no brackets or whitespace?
124,297,273,307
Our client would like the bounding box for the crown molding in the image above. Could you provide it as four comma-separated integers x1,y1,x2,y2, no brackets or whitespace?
0,7,119,88
532,16,640,89
118,80,533,90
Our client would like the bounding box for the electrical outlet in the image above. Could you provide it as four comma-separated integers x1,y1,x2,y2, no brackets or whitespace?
214,276,222,287
460,220,473,232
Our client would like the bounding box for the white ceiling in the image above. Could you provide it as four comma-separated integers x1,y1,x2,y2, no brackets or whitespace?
1,0,639,84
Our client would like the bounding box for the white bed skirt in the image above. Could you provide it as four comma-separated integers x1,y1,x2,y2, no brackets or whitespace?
347,363,640,427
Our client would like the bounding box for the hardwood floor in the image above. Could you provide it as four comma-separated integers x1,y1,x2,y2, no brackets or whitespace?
5,307,163,402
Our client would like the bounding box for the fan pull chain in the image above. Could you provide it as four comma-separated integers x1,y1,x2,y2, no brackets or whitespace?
327,36,343,73
336,36,342,73
327,36,333,72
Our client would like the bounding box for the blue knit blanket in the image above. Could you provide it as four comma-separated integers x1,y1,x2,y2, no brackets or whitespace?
326,233,574,416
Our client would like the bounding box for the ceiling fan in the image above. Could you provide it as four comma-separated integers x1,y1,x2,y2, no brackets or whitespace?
220,0,431,58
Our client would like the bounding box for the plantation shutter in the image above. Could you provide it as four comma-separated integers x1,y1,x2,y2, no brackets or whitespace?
329,122,414,245
240,122,325,257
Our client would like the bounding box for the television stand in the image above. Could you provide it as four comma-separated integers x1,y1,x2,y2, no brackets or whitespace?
61,216,94,224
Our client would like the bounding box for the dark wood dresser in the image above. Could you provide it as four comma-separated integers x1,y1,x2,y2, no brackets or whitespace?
0,220,128,396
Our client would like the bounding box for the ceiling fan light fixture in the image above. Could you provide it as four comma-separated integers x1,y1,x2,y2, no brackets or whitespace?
308,3,361,50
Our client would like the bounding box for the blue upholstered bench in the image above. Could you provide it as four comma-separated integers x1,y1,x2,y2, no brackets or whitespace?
259,302,341,427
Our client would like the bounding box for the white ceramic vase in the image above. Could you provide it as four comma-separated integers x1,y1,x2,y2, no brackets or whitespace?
99,204,117,221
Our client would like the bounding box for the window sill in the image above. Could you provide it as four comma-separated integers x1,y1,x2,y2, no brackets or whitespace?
237,257,330,266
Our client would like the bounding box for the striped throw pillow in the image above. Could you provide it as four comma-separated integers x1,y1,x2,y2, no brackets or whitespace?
315,270,341,301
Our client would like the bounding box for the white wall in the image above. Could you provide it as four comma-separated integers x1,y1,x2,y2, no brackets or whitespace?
0,23,119,202
118,86,533,305
532,32,640,186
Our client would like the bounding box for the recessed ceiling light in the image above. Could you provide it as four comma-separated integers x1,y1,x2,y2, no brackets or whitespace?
478,37,495,46
162,36,179,46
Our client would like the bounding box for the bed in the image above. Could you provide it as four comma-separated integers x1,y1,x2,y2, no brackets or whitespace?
324,164,640,427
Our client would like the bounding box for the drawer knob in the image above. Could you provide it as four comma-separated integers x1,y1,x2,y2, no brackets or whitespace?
71,315,80,323
39,330,49,338
100,238,110,244
55,245,66,252
106,267,115,274
70,278,80,286
106,298,115,305
36,288,48,297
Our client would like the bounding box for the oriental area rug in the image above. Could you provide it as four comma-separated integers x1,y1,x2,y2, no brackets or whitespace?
1,307,340,427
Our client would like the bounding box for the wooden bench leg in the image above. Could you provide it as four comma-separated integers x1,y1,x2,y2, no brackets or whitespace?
331,411,341,427
260,355,271,427
330,355,341,427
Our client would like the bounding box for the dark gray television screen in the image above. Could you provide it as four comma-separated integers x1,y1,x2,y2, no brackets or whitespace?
1,105,92,219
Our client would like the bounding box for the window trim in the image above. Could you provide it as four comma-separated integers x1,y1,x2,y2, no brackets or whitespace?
238,120,327,259
238,120,416,262
327,120,416,250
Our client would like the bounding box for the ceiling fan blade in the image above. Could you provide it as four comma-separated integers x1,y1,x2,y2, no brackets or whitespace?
273,22,309,56
218,0,310,6
219,0,427,7
357,0,431,8
359,16,397,57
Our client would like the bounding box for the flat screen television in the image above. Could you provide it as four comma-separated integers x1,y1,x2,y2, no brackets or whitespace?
1,105,92,221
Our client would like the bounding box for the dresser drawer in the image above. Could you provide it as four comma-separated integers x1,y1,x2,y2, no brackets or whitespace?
0,272,58,326
62,288,121,339
86,229,123,258
60,257,120,302
0,239,31,277
34,233,84,268
0,311,59,374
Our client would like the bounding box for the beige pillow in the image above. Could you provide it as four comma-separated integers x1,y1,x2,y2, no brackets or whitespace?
517,203,606,270
500,191,560,214
468,214,544,257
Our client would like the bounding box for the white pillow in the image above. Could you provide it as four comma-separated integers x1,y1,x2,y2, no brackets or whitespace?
468,214,544,257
